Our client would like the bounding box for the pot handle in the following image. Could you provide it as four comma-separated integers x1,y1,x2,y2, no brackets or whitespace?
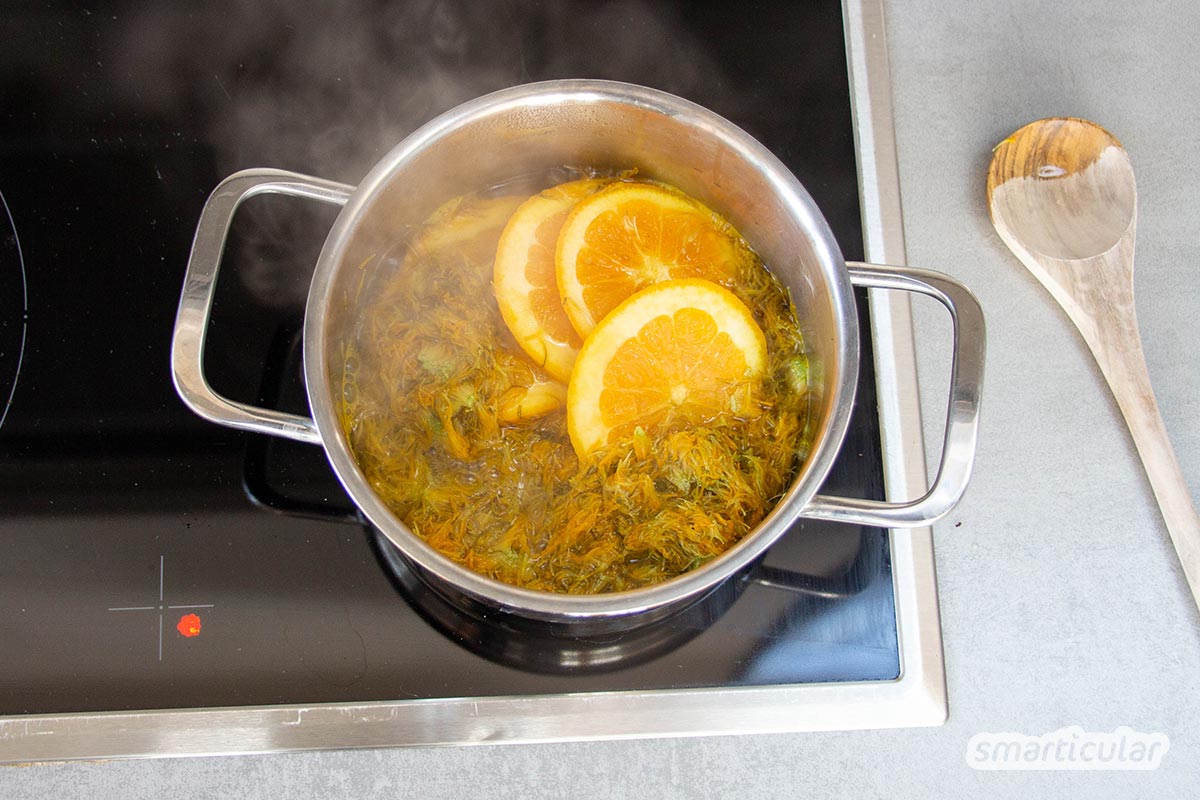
171,168,355,445
802,262,985,527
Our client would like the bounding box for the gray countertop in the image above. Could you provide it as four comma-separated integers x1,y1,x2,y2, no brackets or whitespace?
7,0,1199,796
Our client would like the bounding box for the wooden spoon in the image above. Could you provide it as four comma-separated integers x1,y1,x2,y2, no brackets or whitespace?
987,117,1200,614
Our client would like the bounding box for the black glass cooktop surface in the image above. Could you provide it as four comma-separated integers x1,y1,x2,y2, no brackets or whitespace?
0,0,897,716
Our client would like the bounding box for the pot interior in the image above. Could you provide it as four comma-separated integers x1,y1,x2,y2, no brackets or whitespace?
307,81,857,619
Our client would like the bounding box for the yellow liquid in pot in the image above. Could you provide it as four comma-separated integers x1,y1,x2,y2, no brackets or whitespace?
338,172,811,594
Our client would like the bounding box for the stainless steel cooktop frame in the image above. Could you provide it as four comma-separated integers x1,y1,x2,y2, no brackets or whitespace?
0,0,946,763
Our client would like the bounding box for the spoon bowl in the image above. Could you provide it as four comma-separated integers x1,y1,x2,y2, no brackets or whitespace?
988,118,1136,260
987,116,1200,617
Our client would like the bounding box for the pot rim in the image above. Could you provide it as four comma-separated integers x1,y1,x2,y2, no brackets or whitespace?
303,79,859,621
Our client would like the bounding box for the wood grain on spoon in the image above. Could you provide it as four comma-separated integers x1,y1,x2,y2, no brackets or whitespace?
988,117,1200,617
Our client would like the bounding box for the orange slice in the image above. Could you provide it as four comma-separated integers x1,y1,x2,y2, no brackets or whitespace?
493,177,609,382
566,278,767,458
556,181,752,338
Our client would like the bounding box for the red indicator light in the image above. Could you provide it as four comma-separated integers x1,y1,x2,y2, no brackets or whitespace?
176,613,202,638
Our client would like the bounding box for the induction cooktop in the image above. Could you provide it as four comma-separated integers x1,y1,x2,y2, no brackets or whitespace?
0,0,947,761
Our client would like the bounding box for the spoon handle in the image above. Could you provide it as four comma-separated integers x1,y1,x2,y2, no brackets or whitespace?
1062,253,1200,611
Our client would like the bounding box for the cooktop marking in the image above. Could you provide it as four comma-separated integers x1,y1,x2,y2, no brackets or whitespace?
0,187,29,432
106,556,216,661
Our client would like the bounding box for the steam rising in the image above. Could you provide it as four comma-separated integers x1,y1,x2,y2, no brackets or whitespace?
108,0,739,308
113,0,738,182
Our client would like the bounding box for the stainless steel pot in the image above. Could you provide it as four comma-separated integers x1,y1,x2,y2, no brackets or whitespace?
172,80,984,631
